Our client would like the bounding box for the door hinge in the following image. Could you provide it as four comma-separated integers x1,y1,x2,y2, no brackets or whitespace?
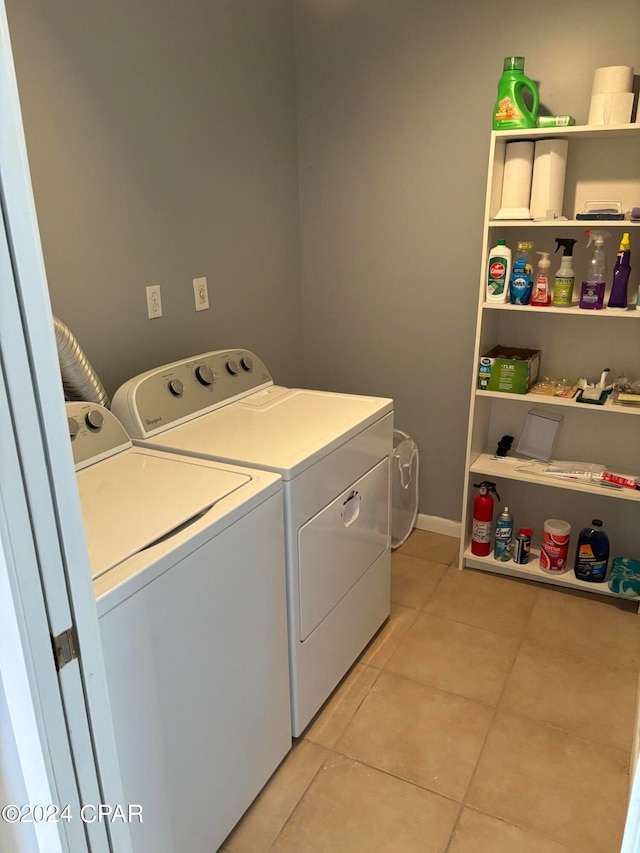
52,627,78,670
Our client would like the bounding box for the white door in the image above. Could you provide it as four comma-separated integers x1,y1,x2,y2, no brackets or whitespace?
0,4,131,851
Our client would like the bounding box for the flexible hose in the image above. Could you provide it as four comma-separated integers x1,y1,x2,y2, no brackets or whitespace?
53,315,110,408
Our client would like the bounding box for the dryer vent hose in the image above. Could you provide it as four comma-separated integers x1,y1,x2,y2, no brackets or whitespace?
53,315,110,409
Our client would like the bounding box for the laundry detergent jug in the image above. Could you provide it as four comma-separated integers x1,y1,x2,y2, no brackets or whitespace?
493,56,539,130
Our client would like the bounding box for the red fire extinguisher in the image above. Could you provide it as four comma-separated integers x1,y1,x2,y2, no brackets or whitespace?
471,481,500,556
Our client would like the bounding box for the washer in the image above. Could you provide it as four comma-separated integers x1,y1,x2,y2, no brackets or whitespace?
66,402,291,852
112,350,393,735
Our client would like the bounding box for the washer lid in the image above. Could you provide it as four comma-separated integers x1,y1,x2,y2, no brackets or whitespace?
76,449,250,578
143,387,393,479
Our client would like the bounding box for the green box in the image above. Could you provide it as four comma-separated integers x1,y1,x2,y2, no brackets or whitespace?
478,345,540,394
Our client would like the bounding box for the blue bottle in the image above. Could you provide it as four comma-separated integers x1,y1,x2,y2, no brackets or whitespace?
509,241,534,305
573,519,610,582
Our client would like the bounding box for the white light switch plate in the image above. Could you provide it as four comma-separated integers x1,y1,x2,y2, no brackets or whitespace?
193,277,209,311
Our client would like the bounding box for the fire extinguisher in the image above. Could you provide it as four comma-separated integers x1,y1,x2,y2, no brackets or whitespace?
471,481,500,556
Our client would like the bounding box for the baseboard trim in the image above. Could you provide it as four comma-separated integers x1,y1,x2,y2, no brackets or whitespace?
415,514,461,539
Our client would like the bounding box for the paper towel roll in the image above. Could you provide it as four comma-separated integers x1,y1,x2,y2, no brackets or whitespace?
592,65,634,95
495,141,534,219
588,92,634,125
529,139,569,220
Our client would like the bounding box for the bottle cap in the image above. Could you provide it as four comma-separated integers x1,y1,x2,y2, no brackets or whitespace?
591,519,603,527
504,56,525,72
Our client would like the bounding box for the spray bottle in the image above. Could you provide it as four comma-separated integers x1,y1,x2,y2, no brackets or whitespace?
552,238,577,306
580,230,609,310
531,251,552,306
608,232,631,310
509,241,534,305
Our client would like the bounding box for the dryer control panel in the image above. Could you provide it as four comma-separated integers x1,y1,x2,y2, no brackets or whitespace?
111,349,273,438
66,402,131,470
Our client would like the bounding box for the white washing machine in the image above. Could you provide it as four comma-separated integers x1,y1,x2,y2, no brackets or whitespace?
66,402,291,852
111,350,393,735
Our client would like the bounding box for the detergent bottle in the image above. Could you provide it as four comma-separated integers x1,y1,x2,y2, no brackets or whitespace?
486,239,512,303
531,251,551,306
493,57,539,130
552,238,577,306
509,241,534,304
580,231,609,310
608,232,632,310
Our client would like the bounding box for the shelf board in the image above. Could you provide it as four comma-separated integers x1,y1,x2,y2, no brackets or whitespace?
475,389,640,415
488,219,640,228
482,301,640,316
494,124,640,141
462,546,622,599
469,452,640,502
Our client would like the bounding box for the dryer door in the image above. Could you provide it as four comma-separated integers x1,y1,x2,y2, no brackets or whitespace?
297,458,389,641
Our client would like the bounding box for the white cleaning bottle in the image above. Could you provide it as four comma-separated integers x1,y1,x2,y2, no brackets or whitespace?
486,238,512,303
531,251,551,306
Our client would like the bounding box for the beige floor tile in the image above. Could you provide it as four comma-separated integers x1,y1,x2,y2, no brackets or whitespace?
336,671,493,801
386,612,520,705
359,603,419,669
526,587,640,669
423,565,539,637
395,529,460,566
448,807,581,853
222,739,327,853
466,711,630,853
390,552,447,610
304,663,380,749
270,752,459,853
499,639,637,752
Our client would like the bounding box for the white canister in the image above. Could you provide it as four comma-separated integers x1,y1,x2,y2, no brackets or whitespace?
539,518,571,574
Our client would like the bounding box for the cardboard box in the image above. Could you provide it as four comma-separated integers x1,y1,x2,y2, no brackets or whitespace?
478,345,540,394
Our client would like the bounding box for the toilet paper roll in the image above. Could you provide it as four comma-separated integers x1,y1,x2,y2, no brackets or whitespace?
529,139,569,220
495,141,534,219
588,92,634,125
592,65,634,96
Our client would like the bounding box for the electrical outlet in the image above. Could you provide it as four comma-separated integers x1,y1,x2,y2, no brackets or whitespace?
193,277,209,312
146,284,163,319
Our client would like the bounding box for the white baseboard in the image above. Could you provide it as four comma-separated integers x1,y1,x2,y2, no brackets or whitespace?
415,513,461,539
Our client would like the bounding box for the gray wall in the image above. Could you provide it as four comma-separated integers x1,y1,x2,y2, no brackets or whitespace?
6,0,302,395
294,0,640,523
7,0,640,525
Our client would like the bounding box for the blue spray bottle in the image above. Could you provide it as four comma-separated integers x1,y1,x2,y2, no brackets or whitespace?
608,232,631,310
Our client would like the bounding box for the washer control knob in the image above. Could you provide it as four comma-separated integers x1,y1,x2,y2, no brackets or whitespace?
195,364,214,386
226,360,239,376
68,417,79,439
168,378,184,397
85,409,104,431
240,355,253,372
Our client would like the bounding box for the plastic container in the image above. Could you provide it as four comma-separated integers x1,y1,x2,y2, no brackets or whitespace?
493,506,514,561
390,429,419,549
608,232,631,310
580,231,609,310
573,519,610,582
486,239,512,303
509,242,534,305
552,238,577,306
539,518,571,574
493,57,539,130
531,251,551,306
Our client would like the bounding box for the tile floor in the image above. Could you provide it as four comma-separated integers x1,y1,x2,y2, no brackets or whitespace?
222,530,640,853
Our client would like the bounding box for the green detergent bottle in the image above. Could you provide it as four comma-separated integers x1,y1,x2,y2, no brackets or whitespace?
493,57,539,130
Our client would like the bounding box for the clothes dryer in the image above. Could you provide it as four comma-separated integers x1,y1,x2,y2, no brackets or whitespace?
112,350,393,735
66,402,291,851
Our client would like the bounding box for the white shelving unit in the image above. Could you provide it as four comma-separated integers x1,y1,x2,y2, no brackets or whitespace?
460,124,640,601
